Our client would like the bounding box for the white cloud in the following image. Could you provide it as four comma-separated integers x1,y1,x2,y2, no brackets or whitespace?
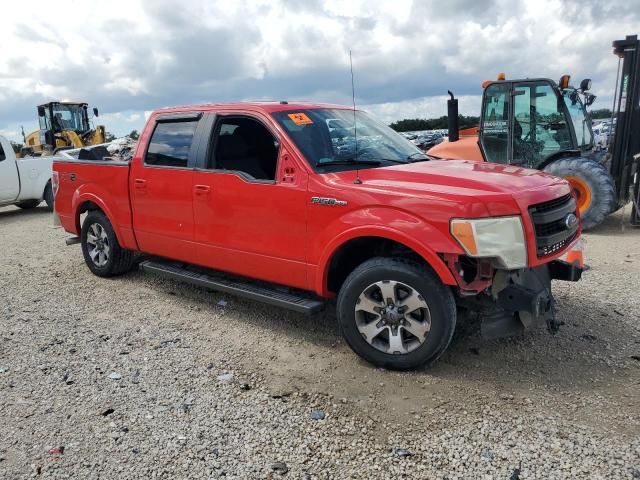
0,0,638,141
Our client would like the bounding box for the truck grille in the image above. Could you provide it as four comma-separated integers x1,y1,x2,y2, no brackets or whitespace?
528,194,578,257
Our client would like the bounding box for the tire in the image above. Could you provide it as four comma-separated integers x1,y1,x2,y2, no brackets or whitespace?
336,257,456,370
543,157,616,231
43,182,54,211
81,210,135,277
15,199,41,209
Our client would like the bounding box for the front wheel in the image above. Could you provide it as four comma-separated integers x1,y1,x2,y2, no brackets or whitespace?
43,182,54,211
81,211,135,277
337,257,456,370
543,157,616,230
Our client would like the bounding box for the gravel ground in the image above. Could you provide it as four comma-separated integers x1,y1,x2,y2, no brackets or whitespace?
1,204,639,479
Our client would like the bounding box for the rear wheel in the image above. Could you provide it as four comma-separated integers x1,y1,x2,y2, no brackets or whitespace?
16,199,41,209
543,157,615,230
81,211,135,277
336,257,456,370
44,182,54,211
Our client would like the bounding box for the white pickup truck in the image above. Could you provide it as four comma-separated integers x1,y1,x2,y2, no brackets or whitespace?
0,135,54,210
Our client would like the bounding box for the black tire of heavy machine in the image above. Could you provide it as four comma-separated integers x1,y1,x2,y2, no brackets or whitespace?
336,257,457,370
43,182,54,211
543,157,616,230
81,210,135,277
15,199,41,209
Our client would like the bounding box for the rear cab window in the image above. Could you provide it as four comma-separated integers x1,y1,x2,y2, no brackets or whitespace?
145,120,199,168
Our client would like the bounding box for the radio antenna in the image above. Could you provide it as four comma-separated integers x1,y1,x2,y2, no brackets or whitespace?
349,50,362,184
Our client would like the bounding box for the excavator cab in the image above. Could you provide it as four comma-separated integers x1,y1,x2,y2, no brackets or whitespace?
479,78,594,169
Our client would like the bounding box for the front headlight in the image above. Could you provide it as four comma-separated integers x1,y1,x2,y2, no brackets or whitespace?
450,216,527,270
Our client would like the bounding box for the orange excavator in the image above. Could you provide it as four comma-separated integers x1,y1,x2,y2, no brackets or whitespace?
429,35,640,230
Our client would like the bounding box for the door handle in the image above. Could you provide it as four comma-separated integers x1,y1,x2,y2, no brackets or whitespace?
194,184,211,196
134,179,147,189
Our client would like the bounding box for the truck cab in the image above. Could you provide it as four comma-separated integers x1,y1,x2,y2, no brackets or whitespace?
0,135,54,210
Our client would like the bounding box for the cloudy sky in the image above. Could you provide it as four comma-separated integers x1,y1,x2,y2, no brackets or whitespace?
0,0,638,142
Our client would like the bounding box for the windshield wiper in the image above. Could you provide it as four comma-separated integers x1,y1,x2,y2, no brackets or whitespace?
316,158,381,167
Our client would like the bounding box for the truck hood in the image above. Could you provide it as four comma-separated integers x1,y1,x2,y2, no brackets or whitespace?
330,159,571,216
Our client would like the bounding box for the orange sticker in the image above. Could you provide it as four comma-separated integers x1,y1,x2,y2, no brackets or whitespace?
288,113,313,125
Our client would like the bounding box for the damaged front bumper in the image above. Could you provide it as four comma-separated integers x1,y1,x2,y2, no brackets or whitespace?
476,260,582,340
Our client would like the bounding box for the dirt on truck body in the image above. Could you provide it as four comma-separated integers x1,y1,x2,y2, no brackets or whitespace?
52,101,583,369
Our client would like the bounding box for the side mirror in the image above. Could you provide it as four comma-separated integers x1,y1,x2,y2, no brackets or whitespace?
584,93,597,107
37,106,45,117
580,78,592,91
93,107,99,117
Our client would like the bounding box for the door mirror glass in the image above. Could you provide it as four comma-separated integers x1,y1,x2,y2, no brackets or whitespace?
93,107,99,117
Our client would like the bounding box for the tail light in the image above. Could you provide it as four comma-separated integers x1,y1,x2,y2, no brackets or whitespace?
52,171,59,197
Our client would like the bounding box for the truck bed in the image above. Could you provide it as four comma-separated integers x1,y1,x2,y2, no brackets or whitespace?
53,158,137,250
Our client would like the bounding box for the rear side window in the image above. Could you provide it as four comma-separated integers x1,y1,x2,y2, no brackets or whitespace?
145,121,198,168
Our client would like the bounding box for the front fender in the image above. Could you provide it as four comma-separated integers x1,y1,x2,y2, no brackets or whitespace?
313,207,463,296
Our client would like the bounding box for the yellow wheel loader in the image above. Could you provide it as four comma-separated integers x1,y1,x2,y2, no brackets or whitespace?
21,102,106,156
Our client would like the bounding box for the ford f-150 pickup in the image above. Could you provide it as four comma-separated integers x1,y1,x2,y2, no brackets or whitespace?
53,102,582,369
0,135,54,210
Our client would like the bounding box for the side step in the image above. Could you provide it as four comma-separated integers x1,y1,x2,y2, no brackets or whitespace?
139,259,325,315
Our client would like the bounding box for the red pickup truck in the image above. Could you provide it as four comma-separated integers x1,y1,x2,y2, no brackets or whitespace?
53,102,582,369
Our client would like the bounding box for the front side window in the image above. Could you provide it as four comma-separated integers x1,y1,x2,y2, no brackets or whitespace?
272,109,426,172
146,120,198,168
211,117,279,180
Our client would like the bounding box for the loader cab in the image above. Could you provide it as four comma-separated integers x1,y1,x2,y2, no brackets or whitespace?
38,102,92,138
479,78,594,169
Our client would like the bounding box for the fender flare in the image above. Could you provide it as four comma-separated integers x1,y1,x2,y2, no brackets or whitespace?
315,225,459,296
71,189,124,244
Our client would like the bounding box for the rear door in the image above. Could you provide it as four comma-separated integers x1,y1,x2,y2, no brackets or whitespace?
130,113,203,262
191,112,310,289
0,138,19,202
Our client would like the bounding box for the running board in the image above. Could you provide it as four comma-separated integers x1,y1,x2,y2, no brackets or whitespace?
139,259,325,315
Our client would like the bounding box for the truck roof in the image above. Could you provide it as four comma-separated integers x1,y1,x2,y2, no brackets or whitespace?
151,101,353,115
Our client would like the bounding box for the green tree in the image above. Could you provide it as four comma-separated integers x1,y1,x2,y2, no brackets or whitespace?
127,130,140,140
105,131,116,142
588,108,613,120
389,115,480,132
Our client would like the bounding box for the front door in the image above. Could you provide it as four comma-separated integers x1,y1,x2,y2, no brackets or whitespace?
130,114,201,262
191,113,309,289
0,138,19,203
480,82,511,164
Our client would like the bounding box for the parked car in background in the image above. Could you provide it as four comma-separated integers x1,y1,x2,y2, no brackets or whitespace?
0,135,54,210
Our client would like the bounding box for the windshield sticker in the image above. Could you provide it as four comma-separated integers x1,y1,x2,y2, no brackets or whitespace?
288,113,313,125
483,120,508,133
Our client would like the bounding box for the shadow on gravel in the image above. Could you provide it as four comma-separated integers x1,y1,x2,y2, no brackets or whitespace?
0,206,51,223
141,265,637,392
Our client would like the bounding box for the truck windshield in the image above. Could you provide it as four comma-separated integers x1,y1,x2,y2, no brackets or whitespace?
272,109,427,172
562,91,593,147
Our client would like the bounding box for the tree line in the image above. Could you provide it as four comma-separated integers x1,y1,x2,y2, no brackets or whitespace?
389,108,614,133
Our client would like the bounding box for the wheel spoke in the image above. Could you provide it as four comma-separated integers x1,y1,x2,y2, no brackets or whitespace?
359,320,386,341
399,290,426,315
402,319,430,340
387,329,408,354
356,294,384,315
89,248,99,261
98,251,106,266
90,224,100,238
102,245,110,259
377,281,397,305
86,233,98,245
99,225,108,240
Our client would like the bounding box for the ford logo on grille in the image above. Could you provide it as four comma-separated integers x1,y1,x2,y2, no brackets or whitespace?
564,213,578,229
